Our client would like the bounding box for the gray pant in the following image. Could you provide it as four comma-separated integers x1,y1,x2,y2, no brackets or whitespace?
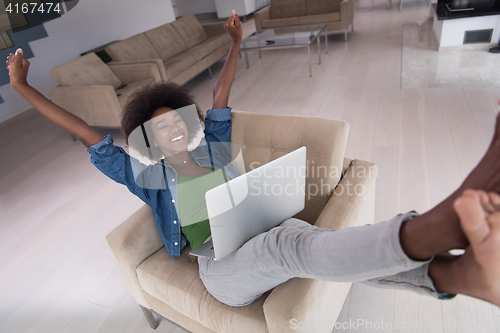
198,212,440,307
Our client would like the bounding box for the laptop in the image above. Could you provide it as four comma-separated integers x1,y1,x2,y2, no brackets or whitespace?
189,146,307,260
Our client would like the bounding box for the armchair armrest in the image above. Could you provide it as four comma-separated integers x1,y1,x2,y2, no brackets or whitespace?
254,5,270,33
48,85,122,127
108,62,162,85
315,159,376,229
106,204,165,308
263,159,376,333
202,22,226,39
340,0,354,30
108,59,168,83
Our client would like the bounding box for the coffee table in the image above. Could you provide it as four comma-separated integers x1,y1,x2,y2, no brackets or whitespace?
240,24,327,77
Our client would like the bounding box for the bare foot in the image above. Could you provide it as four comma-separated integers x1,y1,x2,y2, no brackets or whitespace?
449,189,500,306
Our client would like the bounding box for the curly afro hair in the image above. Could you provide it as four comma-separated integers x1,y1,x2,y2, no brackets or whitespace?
121,82,204,161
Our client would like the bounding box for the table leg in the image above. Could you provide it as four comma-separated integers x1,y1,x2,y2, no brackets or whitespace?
244,50,249,69
308,44,312,77
325,28,328,54
317,36,321,65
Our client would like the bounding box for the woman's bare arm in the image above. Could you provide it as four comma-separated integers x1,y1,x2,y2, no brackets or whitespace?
8,49,104,148
212,11,242,110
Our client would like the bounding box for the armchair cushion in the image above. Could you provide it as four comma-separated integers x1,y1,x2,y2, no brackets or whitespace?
270,0,306,19
171,13,207,49
49,52,121,89
298,12,340,25
144,23,188,62
105,34,160,62
306,0,341,15
261,17,300,29
137,247,269,333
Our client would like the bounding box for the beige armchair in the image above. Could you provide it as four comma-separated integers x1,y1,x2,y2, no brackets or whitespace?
254,0,354,41
106,111,376,333
48,52,161,128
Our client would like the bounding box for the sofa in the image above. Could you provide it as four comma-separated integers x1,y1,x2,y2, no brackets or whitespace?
48,52,161,129
254,0,354,41
104,14,232,86
106,111,377,333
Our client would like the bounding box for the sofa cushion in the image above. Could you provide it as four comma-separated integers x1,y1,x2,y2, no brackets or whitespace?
171,13,207,49
137,247,269,333
261,17,300,29
306,0,341,15
184,34,231,62
298,12,340,25
49,53,121,89
105,34,160,62
144,23,188,62
116,79,154,108
163,53,197,79
270,0,306,19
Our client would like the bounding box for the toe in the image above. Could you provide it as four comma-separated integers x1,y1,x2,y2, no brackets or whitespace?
489,192,500,210
454,194,490,246
462,189,481,199
479,191,496,214
488,212,500,235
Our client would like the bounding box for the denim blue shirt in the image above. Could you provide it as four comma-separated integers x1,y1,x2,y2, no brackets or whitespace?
87,107,239,258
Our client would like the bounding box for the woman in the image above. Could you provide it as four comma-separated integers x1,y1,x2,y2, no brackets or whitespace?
7,12,500,308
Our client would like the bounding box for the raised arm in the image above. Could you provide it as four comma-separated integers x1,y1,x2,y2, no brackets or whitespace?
212,10,242,110
7,49,104,148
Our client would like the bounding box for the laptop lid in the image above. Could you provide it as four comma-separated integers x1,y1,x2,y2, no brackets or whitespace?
191,146,307,260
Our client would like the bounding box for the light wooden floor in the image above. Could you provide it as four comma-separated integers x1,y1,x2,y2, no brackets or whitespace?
1,3,500,333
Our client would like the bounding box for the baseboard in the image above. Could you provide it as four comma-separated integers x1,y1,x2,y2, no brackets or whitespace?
438,42,497,52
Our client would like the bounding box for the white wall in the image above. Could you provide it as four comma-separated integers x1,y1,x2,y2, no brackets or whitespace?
0,0,176,123
174,0,216,17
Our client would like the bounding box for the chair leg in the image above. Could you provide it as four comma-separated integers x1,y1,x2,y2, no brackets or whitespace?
351,22,354,32
208,66,213,79
140,305,159,329
344,30,347,42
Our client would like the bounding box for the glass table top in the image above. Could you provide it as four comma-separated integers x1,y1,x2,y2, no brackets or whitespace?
240,24,326,50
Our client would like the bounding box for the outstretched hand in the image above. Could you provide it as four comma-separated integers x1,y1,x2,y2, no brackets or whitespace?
224,10,242,43
6,48,30,90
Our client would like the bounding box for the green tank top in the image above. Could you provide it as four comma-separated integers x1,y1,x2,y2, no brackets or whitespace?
177,167,229,250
